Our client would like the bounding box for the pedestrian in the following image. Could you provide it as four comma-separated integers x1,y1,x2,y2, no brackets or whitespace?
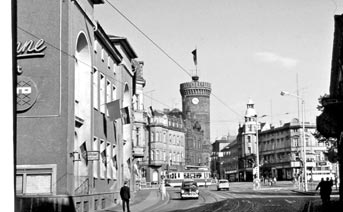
316,178,331,205
159,176,166,200
120,181,131,212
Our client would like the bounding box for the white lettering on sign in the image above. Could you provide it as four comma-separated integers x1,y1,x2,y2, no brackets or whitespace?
17,87,32,94
17,39,47,59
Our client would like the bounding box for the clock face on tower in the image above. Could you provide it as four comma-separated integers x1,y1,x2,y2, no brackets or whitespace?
192,97,199,105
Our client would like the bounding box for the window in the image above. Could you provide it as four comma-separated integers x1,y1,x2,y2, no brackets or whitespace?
94,40,98,53
151,132,155,142
156,150,160,161
248,147,251,154
93,137,99,178
112,85,116,101
16,175,23,194
100,74,105,113
16,164,56,195
107,57,111,69
247,136,251,143
106,80,111,115
293,138,299,147
101,48,105,62
93,67,99,109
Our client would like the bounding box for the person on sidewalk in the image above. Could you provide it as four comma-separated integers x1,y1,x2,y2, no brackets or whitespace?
316,178,331,205
159,176,167,200
120,181,131,212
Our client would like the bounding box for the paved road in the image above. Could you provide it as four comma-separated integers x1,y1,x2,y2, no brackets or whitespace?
101,181,340,212
149,182,321,212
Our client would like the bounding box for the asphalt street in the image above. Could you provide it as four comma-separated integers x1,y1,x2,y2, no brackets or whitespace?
100,181,341,212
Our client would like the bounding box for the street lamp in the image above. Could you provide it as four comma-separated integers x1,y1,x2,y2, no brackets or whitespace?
255,114,267,182
280,91,307,192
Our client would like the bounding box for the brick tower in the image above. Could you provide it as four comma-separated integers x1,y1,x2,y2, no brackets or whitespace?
180,75,211,166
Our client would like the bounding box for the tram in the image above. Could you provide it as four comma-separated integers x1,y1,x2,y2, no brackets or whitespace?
166,166,212,187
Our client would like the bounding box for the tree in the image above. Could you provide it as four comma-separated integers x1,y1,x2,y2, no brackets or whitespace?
316,94,343,201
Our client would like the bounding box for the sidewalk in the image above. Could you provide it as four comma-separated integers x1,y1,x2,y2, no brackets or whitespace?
100,188,169,212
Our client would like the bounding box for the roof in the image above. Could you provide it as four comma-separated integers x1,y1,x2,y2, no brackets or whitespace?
108,35,138,59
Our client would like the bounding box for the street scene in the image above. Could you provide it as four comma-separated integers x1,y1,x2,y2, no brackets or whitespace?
13,0,343,212
101,181,340,212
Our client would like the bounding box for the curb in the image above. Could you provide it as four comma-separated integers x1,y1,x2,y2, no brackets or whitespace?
291,190,317,196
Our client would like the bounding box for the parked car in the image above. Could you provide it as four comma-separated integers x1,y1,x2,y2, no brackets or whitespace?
180,180,199,199
217,179,230,191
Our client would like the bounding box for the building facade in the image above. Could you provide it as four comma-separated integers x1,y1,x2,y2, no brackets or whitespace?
222,139,239,182
236,99,259,182
180,76,211,167
210,138,230,179
259,119,335,181
131,60,147,188
138,109,186,184
16,1,139,211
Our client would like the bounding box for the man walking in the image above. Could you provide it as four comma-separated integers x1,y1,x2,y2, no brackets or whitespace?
316,178,332,206
120,181,130,212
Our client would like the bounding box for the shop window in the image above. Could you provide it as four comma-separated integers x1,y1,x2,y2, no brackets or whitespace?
16,164,56,195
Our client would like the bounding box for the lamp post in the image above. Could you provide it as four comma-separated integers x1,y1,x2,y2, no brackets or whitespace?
281,91,307,192
256,114,267,181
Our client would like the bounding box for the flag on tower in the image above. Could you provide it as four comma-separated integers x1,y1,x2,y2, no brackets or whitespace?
192,49,197,66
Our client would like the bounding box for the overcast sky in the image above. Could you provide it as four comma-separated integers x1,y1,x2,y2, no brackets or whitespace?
95,0,343,142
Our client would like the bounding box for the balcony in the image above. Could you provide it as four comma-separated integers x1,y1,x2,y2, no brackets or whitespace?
132,146,144,158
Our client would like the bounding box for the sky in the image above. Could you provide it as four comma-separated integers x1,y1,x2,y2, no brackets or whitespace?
94,0,343,142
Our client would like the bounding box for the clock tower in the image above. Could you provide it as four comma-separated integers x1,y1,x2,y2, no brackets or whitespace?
180,75,211,167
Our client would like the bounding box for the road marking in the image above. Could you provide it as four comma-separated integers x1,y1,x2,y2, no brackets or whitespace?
285,199,296,204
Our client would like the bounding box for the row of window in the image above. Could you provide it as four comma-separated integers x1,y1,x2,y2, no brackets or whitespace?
150,131,184,146
94,40,117,74
260,128,312,138
92,68,117,114
150,150,184,163
92,137,117,180
260,136,325,152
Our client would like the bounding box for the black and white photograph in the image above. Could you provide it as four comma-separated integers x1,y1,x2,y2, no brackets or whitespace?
10,0,343,211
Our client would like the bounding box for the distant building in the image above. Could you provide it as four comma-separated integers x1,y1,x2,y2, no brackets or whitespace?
236,99,259,181
139,109,186,183
131,60,147,188
259,119,335,181
210,138,231,179
180,75,212,167
221,96,336,182
222,139,239,181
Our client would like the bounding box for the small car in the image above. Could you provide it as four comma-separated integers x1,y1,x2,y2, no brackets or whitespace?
180,180,199,199
217,179,230,191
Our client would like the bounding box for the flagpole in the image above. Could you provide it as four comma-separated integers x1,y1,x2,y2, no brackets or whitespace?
195,47,197,76
192,47,198,77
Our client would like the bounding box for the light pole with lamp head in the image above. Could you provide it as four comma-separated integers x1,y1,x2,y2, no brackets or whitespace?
255,114,267,182
280,91,307,192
